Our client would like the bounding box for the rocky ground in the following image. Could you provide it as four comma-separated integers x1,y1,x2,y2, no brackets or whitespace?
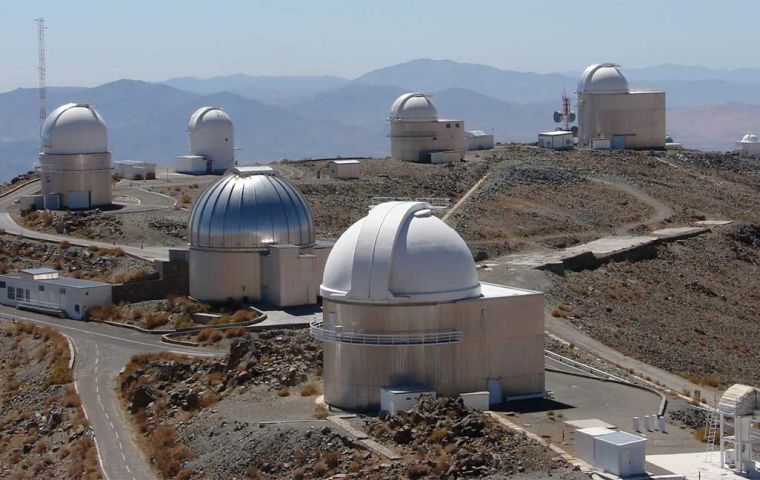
118,330,577,479
0,233,151,283
0,321,100,479
361,395,579,479
20,209,124,240
546,223,760,389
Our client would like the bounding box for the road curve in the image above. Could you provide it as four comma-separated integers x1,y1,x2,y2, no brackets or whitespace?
0,181,170,261
0,307,220,480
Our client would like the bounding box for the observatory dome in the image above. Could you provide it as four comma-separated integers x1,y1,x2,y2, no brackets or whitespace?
389,93,439,122
321,201,481,304
741,133,759,143
41,103,108,155
188,106,232,132
188,166,314,250
578,63,630,94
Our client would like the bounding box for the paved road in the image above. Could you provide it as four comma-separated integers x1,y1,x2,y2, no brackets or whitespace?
0,307,220,480
0,181,171,261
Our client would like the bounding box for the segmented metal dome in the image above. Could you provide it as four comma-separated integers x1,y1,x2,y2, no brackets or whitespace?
188,166,315,250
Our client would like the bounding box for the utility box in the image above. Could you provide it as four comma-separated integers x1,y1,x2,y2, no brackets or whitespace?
459,391,490,410
575,428,646,477
328,160,360,179
428,150,461,164
538,131,574,150
591,137,611,150
380,387,436,415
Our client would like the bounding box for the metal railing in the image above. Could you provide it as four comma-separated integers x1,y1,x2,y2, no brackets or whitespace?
310,319,462,346
544,350,630,383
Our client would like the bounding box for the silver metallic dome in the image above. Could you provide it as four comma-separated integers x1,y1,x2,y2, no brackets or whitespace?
188,166,315,250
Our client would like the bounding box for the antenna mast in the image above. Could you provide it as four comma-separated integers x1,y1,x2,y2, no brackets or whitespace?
35,17,47,130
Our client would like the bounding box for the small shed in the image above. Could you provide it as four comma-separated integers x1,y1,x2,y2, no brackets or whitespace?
459,391,490,410
0,268,112,320
328,160,360,179
114,160,157,180
428,150,461,164
538,131,574,150
466,130,495,151
176,155,208,174
593,431,646,477
591,137,611,150
575,427,614,466
380,387,436,415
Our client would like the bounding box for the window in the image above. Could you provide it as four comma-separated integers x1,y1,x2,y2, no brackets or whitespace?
60,288,66,295
16,288,23,300
75,304,80,314
7,288,14,300
38,285,44,292
446,123,451,129
0,281,5,288
455,123,460,128
25,290,30,301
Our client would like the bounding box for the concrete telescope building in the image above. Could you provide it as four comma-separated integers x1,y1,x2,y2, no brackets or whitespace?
388,93,465,163
577,63,666,150
177,107,235,174
736,133,760,154
187,166,332,307
37,103,112,209
312,201,545,410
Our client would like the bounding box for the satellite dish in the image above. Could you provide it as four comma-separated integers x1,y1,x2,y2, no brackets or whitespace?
568,112,576,123
553,111,562,123
571,126,579,136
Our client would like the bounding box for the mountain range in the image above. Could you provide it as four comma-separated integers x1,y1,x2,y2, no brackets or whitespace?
3,59,760,182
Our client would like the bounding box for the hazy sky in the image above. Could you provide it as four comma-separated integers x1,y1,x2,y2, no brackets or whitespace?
2,0,757,92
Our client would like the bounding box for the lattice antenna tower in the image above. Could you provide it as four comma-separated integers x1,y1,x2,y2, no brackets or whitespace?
35,17,47,131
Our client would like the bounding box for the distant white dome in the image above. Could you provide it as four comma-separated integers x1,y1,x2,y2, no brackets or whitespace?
389,93,438,122
578,63,630,94
188,106,232,132
321,201,481,304
741,133,759,143
41,103,108,155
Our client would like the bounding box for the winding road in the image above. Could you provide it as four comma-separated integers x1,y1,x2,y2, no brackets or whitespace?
0,308,220,480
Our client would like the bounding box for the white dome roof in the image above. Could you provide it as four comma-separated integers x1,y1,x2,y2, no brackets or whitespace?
389,93,438,122
578,63,630,94
41,103,108,155
321,201,481,304
741,133,759,143
188,106,232,131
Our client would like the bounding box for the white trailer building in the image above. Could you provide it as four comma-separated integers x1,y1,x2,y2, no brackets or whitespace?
328,160,360,179
538,131,574,150
0,268,112,320
114,160,156,180
465,130,495,151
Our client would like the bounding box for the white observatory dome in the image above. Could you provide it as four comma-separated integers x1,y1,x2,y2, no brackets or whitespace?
188,166,314,250
741,133,759,143
41,103,108,155
578,63,630,94
389,93,439,122
321,201,481,304
187,106,235,173
188,106,233,132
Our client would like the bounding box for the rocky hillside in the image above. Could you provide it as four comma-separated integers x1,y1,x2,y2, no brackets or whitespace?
0,322,100,479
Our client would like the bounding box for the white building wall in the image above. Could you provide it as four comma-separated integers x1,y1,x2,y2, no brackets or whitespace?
466,134,495,151
390,120,466,162
329,161,361,179
322,288,545,410
189,249,262,302
0,276,112,320
578,91,665,149
39,152,112,208
176,155,208,174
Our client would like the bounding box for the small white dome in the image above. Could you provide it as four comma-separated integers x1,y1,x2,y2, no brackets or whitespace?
41,103,108,155
188,106,232,132
321,201,481,304
741,133,759,143
389,93,438,122
578,63,630,94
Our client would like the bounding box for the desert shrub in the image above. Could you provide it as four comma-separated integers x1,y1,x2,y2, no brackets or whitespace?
112,266,153,284
58,240,71,249
87,303,121,322
324,451,341,469
196,328,223,344
313,404,328,419
230,309,257,323
63,387,82,407
276,388,290,397
407,463,430,479
224,327,247,338
143,312,169,329
148,424,193,478
312,461,328,476
292,467,305,480
427,428,449,444
300,382,322,397
180,194,192,204
246,465,263,479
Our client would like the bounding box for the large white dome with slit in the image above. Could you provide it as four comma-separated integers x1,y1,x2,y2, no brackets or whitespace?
389,93,439,122
41,103,108,155
578,63,630,94
321,201,481,304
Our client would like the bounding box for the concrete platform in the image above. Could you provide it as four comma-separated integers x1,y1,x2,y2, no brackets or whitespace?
695,220,735,227
652,226,709,239
647,451,760,479
565,418,617,430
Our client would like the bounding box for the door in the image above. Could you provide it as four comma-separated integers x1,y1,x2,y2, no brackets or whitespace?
621,447,632,477
487,378,502,406
612,135,626,150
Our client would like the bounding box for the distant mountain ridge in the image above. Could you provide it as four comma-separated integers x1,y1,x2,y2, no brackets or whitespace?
3,58,760,182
